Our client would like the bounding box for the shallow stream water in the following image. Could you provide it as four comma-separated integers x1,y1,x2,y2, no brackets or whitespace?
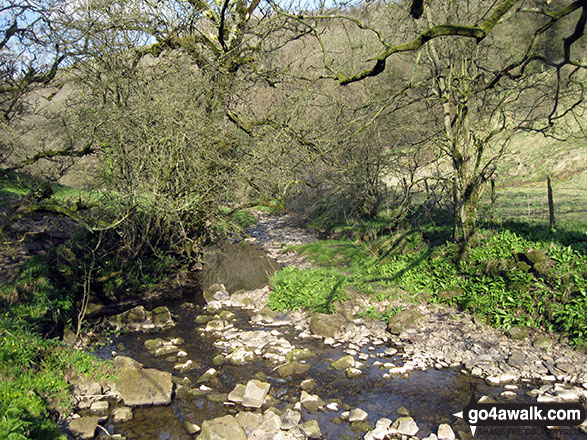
92,242,583,440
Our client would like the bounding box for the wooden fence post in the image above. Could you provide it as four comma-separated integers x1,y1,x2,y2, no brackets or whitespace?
547,175,556,230
490,178,496,220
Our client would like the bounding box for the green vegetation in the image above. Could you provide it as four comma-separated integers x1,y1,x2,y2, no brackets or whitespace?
270,221,586,345
0,172,100,204
0,317,109,440
0,255,111,440
0,0,585,436
269,267,349,313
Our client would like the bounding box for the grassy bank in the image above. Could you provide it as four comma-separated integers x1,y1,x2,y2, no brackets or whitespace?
0,254,111,440
269,220,586,346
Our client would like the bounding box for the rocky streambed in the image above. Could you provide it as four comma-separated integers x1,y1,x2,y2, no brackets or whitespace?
64,215,587,440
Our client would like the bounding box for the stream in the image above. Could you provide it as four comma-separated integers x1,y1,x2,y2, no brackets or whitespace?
85,234,585,440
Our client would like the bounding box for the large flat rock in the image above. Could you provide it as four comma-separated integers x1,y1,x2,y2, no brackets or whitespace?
199,415,247,440
118,368,173,406
68,416,100,439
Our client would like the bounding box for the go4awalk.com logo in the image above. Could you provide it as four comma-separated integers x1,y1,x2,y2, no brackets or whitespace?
454,394,586,436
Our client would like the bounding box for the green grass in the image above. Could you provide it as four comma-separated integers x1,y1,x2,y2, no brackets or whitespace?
0,171,102,205
269,222,586,344
269,266,350,313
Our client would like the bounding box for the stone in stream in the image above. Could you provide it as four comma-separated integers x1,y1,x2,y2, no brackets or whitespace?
364,426,390,440
144,338,166,351
151,306,174,328
346,367,362,378
213,354,226,365
278,361,311,378
300,378,316,392
309,313,347,338
197,368,218,383
199,415,246,440
112,406,133,423
330,355,355,371
300,391,325,412
390,416,420,436
242,380,271,408
259,411,281,431
437,423,456,440
205,319,226,332
228,384,246,404
68,416,100,440
195,315,215,324
174,359,196,372
301,420,322,439
235,411,262,432
89,400,108,415
183,421,201,434
154,344,179,357
118,368,173,406
286,348,315,362
348,408,368,422
227,347,255,365
280,408,301,430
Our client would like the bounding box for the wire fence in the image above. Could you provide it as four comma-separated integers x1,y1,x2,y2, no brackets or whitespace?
479,182,586,229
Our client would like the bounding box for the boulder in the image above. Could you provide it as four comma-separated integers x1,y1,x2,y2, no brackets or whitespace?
521,248,548,266
387,308,424,335
533,335,553,349
113,355,143,370
68,416,100,439
506,326,529,341
118,368,173,406
199,415,246,440
309,313,347,338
